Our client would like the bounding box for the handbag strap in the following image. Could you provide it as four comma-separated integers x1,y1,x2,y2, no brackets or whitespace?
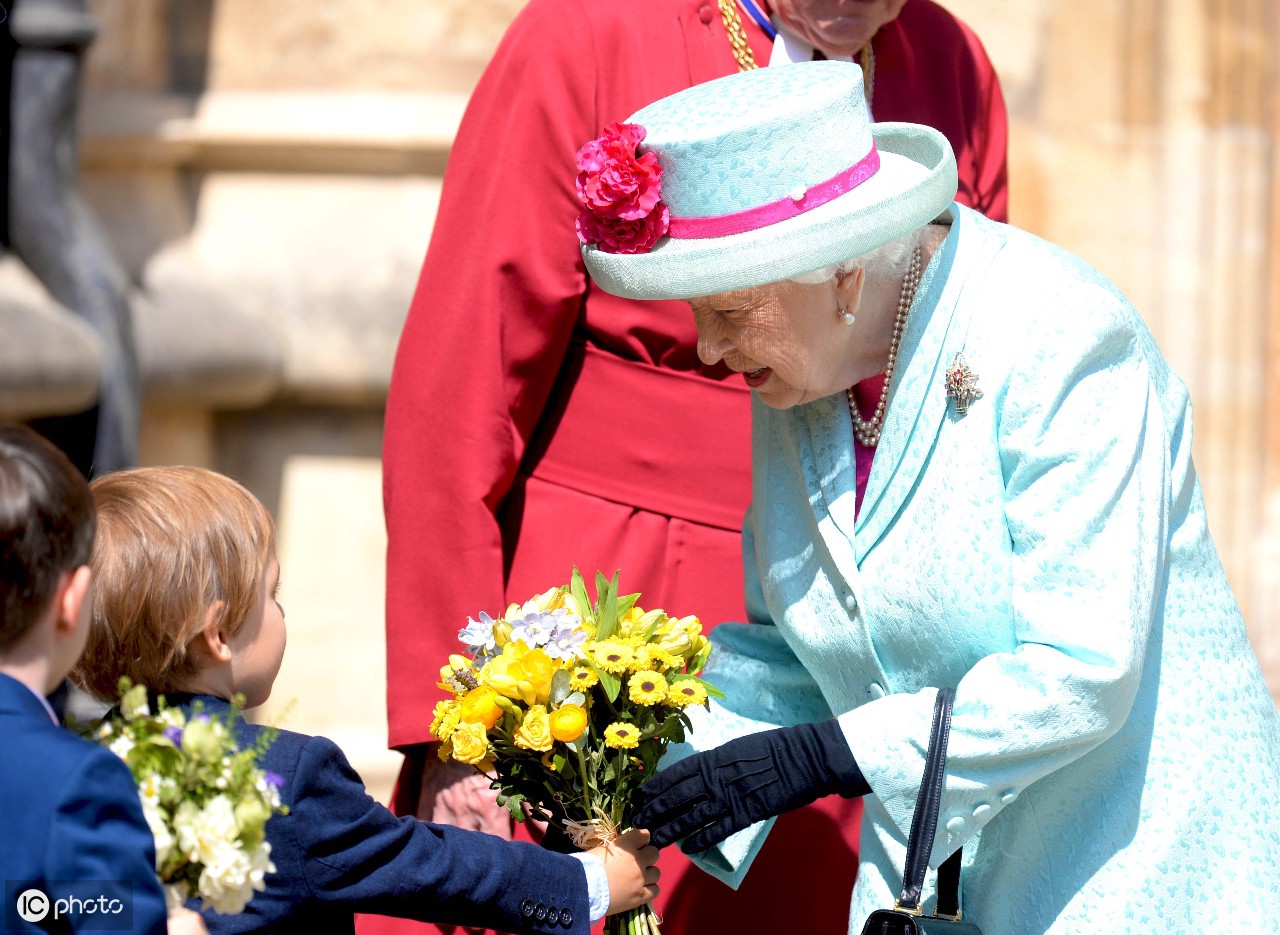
896,687,963,917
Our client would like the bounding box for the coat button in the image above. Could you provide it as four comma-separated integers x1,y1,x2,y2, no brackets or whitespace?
1000,789,1018,804
945,816,965,834
560,908,575,928
545,908,560,926
844,593,856,609
867,682,885,699
535,903,548,921
521,899,535,918
698,4,714,23
972,803,992,820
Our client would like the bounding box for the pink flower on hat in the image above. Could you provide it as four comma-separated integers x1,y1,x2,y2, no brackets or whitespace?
576,204,670,255
575,122,669,254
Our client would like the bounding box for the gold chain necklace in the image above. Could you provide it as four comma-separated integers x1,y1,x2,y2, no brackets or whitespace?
715,0,875,106
846,245,922,447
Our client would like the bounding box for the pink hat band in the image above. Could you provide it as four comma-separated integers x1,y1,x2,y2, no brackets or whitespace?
666,144,881,240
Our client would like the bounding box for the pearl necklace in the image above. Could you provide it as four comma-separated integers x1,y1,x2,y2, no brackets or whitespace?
846,244,922,447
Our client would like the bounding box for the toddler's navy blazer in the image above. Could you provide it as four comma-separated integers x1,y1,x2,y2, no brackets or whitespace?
0,673,168,934
173,695,590,935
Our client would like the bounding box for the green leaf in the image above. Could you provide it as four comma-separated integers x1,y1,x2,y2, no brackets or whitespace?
589,662,622,703
550,669,572,705
595,571,621,641
652,716,688,744
570,568,596,627
689,641,713,674
615,592,640,620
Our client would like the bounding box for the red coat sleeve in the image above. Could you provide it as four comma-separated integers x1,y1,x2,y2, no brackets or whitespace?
382,0,600,749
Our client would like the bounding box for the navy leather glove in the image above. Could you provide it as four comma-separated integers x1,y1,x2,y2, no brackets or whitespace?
632,719,870,853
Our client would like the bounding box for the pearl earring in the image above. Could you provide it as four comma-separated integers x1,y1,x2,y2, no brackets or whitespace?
838,306,856,326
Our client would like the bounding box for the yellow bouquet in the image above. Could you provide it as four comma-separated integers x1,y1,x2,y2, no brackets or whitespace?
434,569,719,935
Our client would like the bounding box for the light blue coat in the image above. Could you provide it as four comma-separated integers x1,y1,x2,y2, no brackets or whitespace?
674,205,1280,932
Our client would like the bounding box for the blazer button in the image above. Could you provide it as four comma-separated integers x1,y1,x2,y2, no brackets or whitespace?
545,907,560,926
535,903,548,921
559,908,574,928
521,899,536,918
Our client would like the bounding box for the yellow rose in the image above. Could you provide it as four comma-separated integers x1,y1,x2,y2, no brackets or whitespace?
549,704,588,743
513,648,556,703
458,685,503,730
449,722,491,765
515,705,554,752
485,644,556,705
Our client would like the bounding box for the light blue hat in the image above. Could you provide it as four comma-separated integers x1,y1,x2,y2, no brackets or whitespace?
579,60,958,301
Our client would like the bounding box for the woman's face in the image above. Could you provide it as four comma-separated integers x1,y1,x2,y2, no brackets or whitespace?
691,278,858,409
771,0,910,59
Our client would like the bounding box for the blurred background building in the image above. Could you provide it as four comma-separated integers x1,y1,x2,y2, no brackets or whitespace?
2,0,1277,802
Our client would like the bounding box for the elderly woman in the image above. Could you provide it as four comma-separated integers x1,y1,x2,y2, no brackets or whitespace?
576,62,1280,932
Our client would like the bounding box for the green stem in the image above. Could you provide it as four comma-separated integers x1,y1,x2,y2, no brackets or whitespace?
574,743,593,818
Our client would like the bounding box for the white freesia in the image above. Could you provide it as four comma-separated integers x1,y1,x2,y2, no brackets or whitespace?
198,840,274,915
139,772,163,807
174,795,239,865
108,734,135,760
142,799,174,866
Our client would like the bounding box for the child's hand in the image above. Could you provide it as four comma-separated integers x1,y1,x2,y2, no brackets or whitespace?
590,827,661,916
167,908,210,935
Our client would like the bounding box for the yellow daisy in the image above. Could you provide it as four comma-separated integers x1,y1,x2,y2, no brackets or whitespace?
636,644,681,672
604,722,640,749
628,670,668,706
668,680,707,707
590,640,635,675
569,666,599,690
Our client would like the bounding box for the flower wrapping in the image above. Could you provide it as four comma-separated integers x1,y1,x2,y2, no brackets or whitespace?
92,681,287,915
574,122,671,255
435,569,720,935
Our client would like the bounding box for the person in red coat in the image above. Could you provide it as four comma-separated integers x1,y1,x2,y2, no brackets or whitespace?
375,2,1007,933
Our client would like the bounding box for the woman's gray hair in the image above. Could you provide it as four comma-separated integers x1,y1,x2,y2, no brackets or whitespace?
788,228,926,286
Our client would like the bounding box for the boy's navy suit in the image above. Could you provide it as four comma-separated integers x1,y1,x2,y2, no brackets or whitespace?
173,696,591,935
0,672,167,934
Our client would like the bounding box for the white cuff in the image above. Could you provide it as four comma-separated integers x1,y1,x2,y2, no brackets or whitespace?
570,852,611,923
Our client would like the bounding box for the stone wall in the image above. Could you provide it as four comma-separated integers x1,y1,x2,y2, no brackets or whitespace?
19,0,1272,799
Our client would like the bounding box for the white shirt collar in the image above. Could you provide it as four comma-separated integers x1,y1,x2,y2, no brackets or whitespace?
768,23,855,66
23,681,60,724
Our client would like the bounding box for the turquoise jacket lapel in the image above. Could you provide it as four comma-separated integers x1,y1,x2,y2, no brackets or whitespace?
852,205,1001,561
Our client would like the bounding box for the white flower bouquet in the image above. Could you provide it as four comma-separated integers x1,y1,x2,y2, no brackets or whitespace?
94,680,287,914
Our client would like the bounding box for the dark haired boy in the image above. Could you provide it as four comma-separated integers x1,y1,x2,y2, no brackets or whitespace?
0,423,178,934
